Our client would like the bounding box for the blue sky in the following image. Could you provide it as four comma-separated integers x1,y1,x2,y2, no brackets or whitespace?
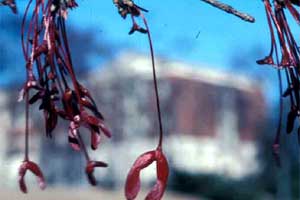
2,1,299,104
67,0,268,68
63,0,287,104
11,1,272,70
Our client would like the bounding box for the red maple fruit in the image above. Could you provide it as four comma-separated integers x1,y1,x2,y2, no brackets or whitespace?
114,1,170,199
257,0,300,165
125,149,169,200
16,0,111,192
18,160,46,193
85,161,108,186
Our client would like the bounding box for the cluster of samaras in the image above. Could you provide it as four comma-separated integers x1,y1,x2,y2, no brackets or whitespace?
2,0,169,199
256,0,300,164
16,0,111,193
1,0,299,199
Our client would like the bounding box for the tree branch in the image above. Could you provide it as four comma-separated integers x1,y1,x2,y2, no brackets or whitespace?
200,0,255,23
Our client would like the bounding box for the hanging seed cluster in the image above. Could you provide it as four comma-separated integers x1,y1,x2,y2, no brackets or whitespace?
2,0,170,199
257,0,300,165
113,1,169,199
5,0,299,200
16,0,111,193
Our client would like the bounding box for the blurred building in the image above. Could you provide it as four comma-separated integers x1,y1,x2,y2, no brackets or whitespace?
88,52,266,182
0,52,266,188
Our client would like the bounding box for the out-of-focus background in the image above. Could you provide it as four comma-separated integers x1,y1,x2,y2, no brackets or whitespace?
0,1,300,200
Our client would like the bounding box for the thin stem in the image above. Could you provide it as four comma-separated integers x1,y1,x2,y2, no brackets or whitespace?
267,1,291,64
199,0,255,23
58,17,83,111
273,27,283,166
284,69,295,107
275,69,283,145
21,0,33,60
280,9,299,65
264,0,275,58
77,131,91,162
140,14,164,149
24,91,29,161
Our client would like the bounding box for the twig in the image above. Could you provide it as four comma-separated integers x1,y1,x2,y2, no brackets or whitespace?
140,13,164,149
200,0,255,23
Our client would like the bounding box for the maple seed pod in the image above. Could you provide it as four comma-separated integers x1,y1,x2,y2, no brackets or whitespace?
68,121,80,151
125,149,169,200
85,161,108,186
286,108,297,134
99,123,112,138
18,160,46,193
1,0,17,13
256,56,274,65
129,23,148,35
91,130,101,150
